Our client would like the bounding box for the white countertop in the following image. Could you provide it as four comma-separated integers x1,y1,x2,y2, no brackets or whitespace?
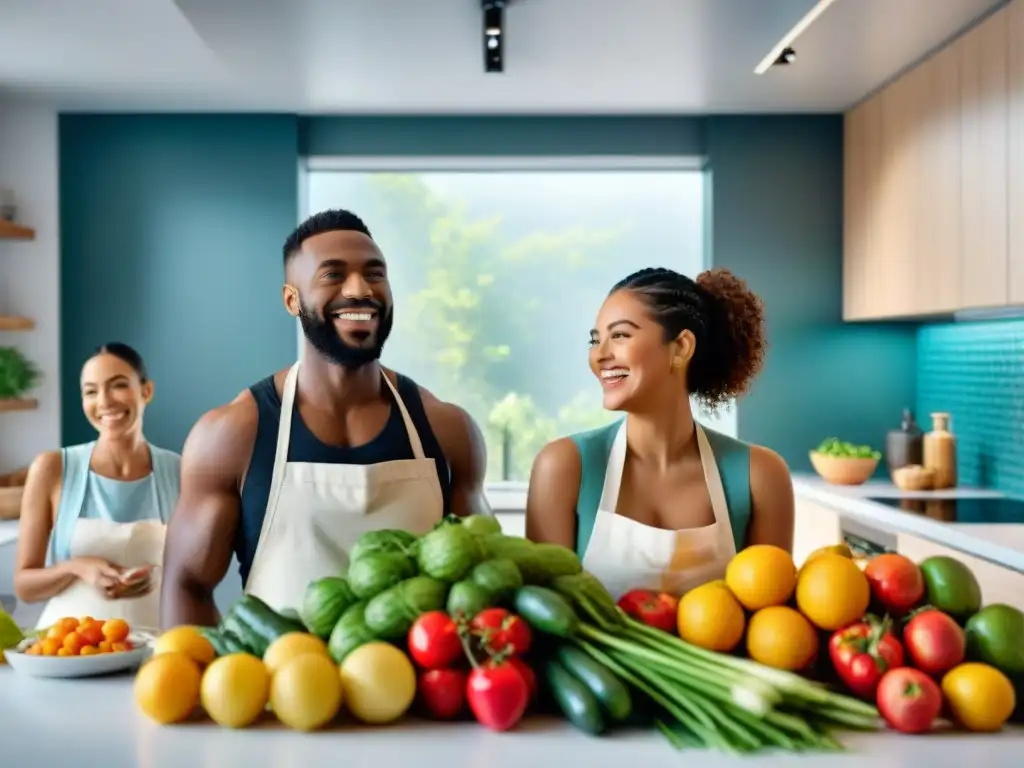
0,670,1021,767
792,474,1024,571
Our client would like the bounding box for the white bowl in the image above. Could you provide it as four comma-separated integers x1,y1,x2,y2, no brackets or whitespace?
5,633,153,679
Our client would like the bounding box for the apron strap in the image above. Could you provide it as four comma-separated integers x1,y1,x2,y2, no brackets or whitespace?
266,362,300,526
380,372,427,461
695,423,737,558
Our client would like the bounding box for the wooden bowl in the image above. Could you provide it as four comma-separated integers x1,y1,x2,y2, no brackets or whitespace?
809,451,879,486
891,464,935,491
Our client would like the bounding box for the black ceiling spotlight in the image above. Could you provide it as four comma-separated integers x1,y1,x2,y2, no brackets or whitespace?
482,0,507,73
774,47,797,67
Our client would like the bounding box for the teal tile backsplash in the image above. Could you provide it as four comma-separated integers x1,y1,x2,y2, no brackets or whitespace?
917,319,1024,498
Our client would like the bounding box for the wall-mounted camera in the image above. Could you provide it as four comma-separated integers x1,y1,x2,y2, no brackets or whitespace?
482,0,507,73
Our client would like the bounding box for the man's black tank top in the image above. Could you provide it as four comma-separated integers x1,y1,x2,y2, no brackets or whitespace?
236,372,453,585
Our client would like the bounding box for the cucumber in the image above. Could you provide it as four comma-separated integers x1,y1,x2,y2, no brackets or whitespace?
534,543,583,579
198,627,229,658
222,611,267,657
514,586,579,638
555,644,632,722
470,558,523,602
220,629,247,655
233,595,305,646
544,657,606,735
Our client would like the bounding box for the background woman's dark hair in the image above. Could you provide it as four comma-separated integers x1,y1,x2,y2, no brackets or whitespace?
92,342,148,383
611,266,766,411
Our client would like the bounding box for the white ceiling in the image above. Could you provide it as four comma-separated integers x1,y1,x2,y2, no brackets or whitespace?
0,0,1008,113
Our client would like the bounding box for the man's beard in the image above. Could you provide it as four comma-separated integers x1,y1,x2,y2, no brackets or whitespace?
298,298,393,369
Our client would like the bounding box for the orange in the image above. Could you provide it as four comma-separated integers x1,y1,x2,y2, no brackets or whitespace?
942,663,1016,732
80,645,100,656
154,626,215,668
270,653,343,731
795,553,871,630
40,637,61,656
746,606,819,671
102,618,130,644
676,581,746,652
62,631,86,655
725,545,797,610
78,621,105,646
201,653,271,728
262,633,329,676
134,651,202,725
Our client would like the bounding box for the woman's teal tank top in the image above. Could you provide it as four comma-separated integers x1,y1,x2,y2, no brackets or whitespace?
568,419,752,557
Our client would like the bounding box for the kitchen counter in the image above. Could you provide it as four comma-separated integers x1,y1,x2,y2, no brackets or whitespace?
0,670,1021,767
791,474,1024,572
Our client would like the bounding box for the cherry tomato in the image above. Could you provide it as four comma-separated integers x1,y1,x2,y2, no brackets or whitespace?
470,608,533,656
407,611,464,670
417,668,467,720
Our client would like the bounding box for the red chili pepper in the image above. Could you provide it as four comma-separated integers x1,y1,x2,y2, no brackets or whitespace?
466,659,531,732
616,589,679,633
828,615,906,699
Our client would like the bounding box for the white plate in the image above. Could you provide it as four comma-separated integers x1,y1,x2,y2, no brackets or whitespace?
5,633,153,679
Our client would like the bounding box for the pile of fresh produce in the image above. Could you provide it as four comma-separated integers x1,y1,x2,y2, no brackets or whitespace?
641,538,1022,738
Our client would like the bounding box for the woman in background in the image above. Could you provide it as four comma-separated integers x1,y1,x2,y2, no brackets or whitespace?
526,267,794,599
14,343,180,629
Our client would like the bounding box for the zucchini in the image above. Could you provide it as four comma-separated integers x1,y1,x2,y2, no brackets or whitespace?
555,644,632,722
514,586,579,638
544,657,606,735
222,610,268,657
233,595,305,645
198,627,230,658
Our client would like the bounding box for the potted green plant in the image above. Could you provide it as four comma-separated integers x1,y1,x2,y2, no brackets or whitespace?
0,346,41,404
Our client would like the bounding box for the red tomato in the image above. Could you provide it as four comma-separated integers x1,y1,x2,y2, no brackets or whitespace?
470,608,533,656
828,618,906,699
876,667,942,734
506,656,537,702
417,668,467,720
903,609,965,676
407,611,464,670
864,554,925,613
616,589,679,633
466,659,530,732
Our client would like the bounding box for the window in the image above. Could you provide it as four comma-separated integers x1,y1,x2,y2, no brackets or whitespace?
304,161,733,487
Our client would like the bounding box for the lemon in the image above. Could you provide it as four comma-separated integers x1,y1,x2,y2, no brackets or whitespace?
746,606,819,671
795,553,871,630
941,663,1016,732
153,625,216,668
200,652,271,728
263,632,329,676
134,651,202,724
725,545,797,611
676,581,746,652
270,652,344,731
339,642,416,725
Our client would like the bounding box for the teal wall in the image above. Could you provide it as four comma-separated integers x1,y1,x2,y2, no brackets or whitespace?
59,115,301,450
918,318,1024,498
706,117,917,472
59,114,918,470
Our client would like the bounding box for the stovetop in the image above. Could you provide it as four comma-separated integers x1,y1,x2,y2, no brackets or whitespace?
865,496,1024,524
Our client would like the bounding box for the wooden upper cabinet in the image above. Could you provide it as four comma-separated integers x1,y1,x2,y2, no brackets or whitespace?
959,8,1010,310
915,45,962,315
1010,0,1024,303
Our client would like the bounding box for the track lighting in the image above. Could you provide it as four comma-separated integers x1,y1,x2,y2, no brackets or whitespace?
482,0,506,73
774,47,796,67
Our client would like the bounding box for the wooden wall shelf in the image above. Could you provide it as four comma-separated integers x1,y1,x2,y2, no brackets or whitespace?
0,398,38,413
0,316,34,331
0,220,35,240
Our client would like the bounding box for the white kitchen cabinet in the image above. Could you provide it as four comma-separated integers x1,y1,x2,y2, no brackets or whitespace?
792,499,843,568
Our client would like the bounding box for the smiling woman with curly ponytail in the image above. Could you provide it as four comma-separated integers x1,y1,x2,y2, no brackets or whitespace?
525,266,794,600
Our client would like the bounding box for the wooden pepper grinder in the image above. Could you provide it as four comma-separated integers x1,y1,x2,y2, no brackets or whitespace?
923,412,957,490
